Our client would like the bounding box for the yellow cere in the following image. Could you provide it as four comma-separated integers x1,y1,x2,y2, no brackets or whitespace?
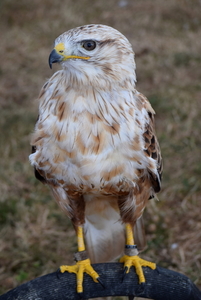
55,42,90,61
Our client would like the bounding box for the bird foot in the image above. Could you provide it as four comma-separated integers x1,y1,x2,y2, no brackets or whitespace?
120,255,156,284
60,258,100,293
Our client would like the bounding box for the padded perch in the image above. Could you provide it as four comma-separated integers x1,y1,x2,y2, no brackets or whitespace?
0,263,201,300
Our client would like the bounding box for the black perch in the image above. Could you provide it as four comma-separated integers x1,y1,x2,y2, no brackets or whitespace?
0,263,201,300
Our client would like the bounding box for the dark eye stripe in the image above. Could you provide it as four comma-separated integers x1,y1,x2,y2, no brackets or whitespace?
82,40,96,51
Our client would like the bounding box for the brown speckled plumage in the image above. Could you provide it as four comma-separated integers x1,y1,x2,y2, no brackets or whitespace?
30,24,162,263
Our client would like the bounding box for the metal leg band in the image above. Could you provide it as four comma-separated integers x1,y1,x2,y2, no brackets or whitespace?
125,244,139,256
74,250,89,262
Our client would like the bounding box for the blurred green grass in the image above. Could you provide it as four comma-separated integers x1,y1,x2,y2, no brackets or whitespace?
0,0,201,295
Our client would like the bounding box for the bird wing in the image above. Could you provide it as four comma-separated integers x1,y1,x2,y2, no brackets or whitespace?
141,93,163,193
132,92,162,251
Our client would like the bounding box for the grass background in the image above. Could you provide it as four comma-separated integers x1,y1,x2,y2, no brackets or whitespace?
0,0,201,296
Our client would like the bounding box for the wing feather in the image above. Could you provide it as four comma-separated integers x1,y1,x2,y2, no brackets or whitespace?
140,93,163,193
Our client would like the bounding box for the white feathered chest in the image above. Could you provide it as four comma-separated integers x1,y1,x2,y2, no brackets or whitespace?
30,71,155,192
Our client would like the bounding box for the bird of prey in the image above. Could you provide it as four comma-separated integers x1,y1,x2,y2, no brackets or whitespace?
29,24,162,294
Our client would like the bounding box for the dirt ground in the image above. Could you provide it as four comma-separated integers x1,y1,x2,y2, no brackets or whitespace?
0,0,201,297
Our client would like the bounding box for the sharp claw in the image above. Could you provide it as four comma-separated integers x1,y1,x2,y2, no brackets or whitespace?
78,292,84,300
122,266,129,282
136,282,145,294
56,268,61,279
97,277,105,289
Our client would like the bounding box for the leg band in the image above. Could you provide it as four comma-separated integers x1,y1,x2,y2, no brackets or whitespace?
125,244,139,256
74,250,88,262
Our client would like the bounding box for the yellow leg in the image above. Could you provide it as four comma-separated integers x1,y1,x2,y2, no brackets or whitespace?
77,225,85,251
125,223,134,245
120,223,156,284
60,225,100,293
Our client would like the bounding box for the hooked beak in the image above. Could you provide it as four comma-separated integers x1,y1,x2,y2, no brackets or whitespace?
49,49,63,69
49,42,90,69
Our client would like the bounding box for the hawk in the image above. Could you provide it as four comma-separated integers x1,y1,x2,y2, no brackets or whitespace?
29,24,162,293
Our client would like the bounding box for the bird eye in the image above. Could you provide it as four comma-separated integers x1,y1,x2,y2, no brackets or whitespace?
82,40,96,51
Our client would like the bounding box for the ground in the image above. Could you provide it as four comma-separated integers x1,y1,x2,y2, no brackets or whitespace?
0,0,201,296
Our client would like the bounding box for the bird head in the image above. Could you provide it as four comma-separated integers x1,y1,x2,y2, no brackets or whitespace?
49,24,136,89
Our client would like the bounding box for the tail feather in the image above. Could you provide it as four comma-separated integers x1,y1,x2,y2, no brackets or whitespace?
84,197,146,263
84,197,125,263
84,216,125,263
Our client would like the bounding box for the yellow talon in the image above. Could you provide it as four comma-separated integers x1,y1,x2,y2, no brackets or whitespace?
60,226,100,293
60,258,99,293
121,224,156,284
120,254,156,284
